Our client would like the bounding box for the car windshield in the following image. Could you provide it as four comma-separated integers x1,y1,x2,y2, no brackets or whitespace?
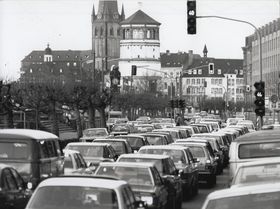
0,142,29,159
119,158,163,174
67,145,103,158
139,149,185,163
83,129,107,137
145,136,163,145
188,146,205,158
233,163,280,185
239,142,280,159
27,186,118,209
96,166,153,186
205,191,280,209
97,141,125,155
124,138,144,148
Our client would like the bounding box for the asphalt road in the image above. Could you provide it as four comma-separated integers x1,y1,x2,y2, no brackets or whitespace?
182,167,229,209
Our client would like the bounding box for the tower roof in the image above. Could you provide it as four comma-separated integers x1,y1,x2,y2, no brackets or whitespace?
121,10,160,25
96,0,120,21
45,44,52,55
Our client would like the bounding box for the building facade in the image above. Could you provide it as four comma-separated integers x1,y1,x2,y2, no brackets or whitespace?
243,18,280,108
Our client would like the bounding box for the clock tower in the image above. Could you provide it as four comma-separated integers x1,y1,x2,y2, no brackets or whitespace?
92,0,125,72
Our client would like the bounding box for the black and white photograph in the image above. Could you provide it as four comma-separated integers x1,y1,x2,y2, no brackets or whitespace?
1,0,280,208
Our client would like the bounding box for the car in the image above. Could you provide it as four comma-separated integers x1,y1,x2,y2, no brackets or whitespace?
63,150,93,175
95,162,169,209
136,116,151,123
201,182,280,209
0,129,64,190
190,124,210,133
25,176,147,209
0,164,32,209
230,158,280,187
64,142,118,170
114,134,150,152
111,123,133,135
261,122,280,130
79,128,109,142
138,145,199,198
146,132,174,144
93,138,133,155
237,120,256,132
117,153,183,209
229,130,280,182
134,124,155,133
152,129,181,141
173,142,217,187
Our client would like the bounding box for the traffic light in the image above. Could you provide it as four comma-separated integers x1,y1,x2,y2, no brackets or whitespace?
179,99,186,109
187,0,196,34
254,81,265,117
131,65,137,75
110,65,121,93
169,100,175,109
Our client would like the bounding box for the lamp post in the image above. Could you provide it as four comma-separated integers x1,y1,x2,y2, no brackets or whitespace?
197,15,263,127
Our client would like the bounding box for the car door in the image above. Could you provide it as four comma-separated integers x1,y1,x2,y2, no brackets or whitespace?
1,168,25,209
151,167,168,207
186,149,199,183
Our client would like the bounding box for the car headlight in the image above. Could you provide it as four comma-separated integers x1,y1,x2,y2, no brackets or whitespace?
141,196,153,205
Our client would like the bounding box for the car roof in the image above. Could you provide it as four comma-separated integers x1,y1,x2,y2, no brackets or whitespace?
38,176,128,189
140,145,187,151
67,142,109,147
119,153,170,160
84,128,107,131
235,130,280,142
99,161,155,168
119,134,145,138
94,139,127,143
206,182,280,200
0,129,58,140
174,142,206,147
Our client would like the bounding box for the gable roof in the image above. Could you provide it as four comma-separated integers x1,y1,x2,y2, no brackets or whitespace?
160,51,201,68
121,10,160,25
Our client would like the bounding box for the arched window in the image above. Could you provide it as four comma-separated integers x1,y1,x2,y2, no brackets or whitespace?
122,29,126,39
125,29,130,39
147,30,151,39
95,27,98,36
117,28,120,36
152,29,156,39
133,29,144,39
110,27,114,36
100,27,103,36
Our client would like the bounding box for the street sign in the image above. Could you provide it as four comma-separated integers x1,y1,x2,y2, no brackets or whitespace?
270,94,278,103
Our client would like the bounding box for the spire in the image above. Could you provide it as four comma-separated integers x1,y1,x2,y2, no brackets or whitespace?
121,4,125,20
203,44,208,58
91,3,96,23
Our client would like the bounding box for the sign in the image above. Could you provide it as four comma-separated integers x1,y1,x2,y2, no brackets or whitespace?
270,94,278,103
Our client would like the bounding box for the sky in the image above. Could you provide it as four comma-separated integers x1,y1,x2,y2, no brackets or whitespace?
0,0,279,80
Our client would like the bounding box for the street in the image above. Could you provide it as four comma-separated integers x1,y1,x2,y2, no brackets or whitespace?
183,168,229,209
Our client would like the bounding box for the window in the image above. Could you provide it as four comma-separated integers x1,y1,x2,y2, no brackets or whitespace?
193,69,197,74
240,70,243,75
67,62,70,66
73,62,77,66
188,69,192,74
218,69,221,74
147,30,151,39
95,27,98,36
30,69,33,73
117,28,120,36
100,27,103,36
60,69,63,73
110,27,114,36
186,79,190,84
191,79,195,84
197,79,200,84
209,63,214,74
198,69,202,74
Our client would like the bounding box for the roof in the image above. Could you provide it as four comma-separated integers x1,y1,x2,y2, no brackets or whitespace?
99,161,156,168
66,142,109,147
139,145,187,151
182,57,243,78
174,141,206,147
119,153,170,160
205,182,280,201
160,52,190,68
0,129,58,140
38,176,127,189
235,130,280,142
121,10,160,25
94,139,127,143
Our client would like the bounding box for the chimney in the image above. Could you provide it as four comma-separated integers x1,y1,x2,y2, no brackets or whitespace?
188,50,193,66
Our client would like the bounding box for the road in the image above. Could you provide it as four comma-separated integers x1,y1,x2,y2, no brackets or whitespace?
182,167,229,209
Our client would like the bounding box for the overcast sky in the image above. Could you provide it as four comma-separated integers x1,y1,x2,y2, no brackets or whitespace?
0,0,279,80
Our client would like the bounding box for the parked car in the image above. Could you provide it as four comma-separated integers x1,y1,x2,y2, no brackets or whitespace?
201,182,280,209
0,164,32,209
114,134,150,152
111,123,133,136
93,138,133,156
173,141,217,187
64,142,118,171
138,145,199,198
146,132,174,144
229,130,280,181
25,176,147,209
139,133,169,145
63,150,93,175
190,124,210,133
79,128,109,142
0,129,64,190
95,162,169,209
152,129,181,141
117,153,183,209
230,158,280,187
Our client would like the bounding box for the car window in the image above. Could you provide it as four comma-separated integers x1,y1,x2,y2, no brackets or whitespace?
188,146,206,158
239,142,280,159
122,188,132,209
0,142,29,159
63,157,73,169
167,159,177,175
124,186,135,209
77,154,87,168
10,168,25,189
67,145,104,158
186,149,194,163
151,167,162,185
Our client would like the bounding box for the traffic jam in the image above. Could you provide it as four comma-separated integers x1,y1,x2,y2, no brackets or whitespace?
1,115,280,209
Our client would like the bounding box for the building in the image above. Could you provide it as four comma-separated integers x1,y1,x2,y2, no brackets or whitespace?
160,50,200,98
118,10,161,93
20,45,94,84
92,0,125,72
182,47,244,109
243,18,280,108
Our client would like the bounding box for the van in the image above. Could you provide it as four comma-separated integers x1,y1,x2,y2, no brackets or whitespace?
0,129,64,189
229,130,280,182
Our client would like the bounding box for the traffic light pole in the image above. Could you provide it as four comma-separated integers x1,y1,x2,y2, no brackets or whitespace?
196,15,263,129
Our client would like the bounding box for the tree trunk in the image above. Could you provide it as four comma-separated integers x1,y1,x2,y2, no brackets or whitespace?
7,108,14,128
50,100,59,136
97,107,106,128
88,104,96,128
75,103,83,138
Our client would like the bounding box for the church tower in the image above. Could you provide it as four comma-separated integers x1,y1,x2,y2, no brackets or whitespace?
92,0,125,72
